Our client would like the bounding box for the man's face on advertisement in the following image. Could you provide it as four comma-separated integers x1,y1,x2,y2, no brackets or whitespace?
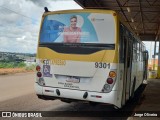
70,18,77,28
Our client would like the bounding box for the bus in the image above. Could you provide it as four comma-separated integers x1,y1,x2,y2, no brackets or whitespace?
35,9,148,108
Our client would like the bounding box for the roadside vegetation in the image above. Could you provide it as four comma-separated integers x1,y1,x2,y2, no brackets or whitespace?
0,52,36,74
0,62,26,68
25,64,36,71
0,62,35,71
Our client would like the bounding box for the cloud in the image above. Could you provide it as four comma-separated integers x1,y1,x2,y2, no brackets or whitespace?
17,36,26,41
0,0,81,53
25,0,49,7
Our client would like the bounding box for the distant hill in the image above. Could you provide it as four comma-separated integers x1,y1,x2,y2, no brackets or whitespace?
0,52,36,62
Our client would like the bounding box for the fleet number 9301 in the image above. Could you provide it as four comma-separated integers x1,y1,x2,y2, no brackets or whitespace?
95,62,110,69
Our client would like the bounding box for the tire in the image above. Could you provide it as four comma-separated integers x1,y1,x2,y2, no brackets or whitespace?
130,78,136,99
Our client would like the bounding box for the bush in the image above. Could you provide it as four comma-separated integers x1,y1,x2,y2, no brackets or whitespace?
17,62,26,68
25,64,36,71
0,62,26,68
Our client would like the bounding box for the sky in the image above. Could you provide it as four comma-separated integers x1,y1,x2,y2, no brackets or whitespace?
0,0,82,53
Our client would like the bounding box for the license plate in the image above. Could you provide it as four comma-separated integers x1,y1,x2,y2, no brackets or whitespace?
66,76,80,83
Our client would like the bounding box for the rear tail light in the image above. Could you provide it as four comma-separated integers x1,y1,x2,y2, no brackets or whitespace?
102,70,117,93
103,84,110,91
38,78,45,86
37,72,42,77
107,78,113,84
109,71,116,78
36,65,41,71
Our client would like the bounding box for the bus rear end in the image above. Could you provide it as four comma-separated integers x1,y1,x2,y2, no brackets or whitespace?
35,9,121,108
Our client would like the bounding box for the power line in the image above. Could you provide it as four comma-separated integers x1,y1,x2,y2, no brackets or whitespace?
26,0,49,7
0,6,39,22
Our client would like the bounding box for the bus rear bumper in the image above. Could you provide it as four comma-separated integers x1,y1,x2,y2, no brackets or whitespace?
35,83,121,108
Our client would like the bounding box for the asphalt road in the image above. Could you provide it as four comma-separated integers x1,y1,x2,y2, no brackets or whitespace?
0,72,145,120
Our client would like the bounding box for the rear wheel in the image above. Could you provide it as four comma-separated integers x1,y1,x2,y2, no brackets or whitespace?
130,77,136,99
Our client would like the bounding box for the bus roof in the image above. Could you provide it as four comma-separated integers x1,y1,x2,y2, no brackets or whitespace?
43,9,117,16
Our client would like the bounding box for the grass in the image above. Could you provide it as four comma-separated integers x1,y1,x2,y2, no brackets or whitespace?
0,62,35,71
25,64,36,71
0,62,36,75
0,62,26,68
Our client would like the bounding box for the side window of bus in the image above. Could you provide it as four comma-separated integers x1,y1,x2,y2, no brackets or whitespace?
127,38,132,67
142,46,145,61
141,45,144,61
140,44,142,62
137,41,140,61
120,24,124,63
139,44,141,61
133,38,137,62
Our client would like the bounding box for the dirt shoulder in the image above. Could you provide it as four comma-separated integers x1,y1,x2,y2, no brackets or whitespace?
0,68,34,75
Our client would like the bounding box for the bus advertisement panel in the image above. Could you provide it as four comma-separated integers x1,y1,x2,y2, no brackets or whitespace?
40,13,115,44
